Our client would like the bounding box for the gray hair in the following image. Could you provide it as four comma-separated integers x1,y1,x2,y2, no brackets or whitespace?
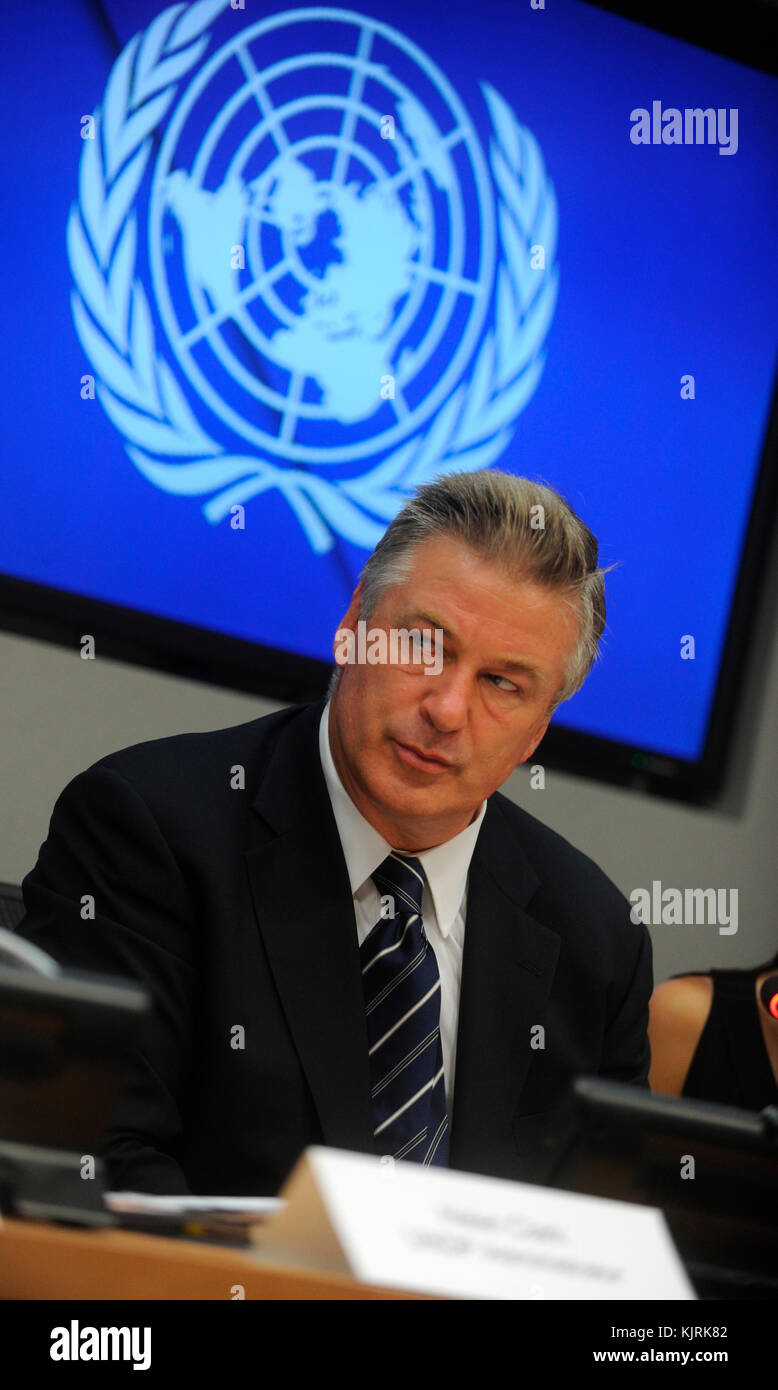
329,469,618,714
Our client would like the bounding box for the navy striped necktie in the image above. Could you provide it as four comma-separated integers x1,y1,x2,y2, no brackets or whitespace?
360,852,450,1166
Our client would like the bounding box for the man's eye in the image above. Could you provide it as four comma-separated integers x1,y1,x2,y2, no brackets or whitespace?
488,674,522,693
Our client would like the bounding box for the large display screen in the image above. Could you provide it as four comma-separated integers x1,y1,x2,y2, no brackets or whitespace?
1,0,776,799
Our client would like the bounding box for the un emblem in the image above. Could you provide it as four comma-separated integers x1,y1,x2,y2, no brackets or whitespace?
68,1,558,552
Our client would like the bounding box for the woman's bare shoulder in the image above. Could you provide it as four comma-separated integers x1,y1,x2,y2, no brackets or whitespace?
651,973,714,1016
648,974,714,1095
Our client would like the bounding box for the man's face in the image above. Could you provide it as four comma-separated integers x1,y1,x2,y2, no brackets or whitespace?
328,533,581,851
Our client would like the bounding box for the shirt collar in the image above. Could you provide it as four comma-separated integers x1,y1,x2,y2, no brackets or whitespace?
319,699,486,938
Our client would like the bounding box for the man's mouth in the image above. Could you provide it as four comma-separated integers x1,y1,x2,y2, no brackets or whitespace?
392,739,454,773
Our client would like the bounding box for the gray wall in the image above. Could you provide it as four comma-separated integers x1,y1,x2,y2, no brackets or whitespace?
2,529,776,988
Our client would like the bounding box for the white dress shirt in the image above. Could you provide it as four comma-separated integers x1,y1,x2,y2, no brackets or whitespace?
318,699,486,1118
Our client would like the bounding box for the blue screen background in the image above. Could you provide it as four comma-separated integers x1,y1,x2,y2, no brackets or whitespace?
1,0,776,761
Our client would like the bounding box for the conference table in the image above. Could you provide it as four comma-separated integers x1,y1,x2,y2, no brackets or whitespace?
0,1216,437,1300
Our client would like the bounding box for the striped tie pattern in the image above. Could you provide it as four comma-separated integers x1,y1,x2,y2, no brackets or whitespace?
360,853,450,1166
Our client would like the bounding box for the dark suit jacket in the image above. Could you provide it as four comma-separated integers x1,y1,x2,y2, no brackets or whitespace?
16,696,652,1195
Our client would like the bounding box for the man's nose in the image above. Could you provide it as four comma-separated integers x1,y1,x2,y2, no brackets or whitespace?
419,669,472,732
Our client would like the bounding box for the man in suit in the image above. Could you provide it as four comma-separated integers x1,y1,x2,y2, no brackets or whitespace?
16,469,652,1195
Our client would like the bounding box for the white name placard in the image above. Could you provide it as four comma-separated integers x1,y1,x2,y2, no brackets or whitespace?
252,1146,695,1300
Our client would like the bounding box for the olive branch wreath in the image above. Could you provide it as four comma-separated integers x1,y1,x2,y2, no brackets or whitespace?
68,0,559,553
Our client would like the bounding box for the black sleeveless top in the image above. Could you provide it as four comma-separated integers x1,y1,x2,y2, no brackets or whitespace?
677,967,778,1110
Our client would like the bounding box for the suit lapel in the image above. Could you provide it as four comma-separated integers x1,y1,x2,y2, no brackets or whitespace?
450,796,561,1176
243,700,375,1155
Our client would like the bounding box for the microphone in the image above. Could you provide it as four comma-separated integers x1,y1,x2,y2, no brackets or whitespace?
759,974,778,1020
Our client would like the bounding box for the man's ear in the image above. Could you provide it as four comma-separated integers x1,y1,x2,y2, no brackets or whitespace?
340,579,363,628
332,580,364,667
